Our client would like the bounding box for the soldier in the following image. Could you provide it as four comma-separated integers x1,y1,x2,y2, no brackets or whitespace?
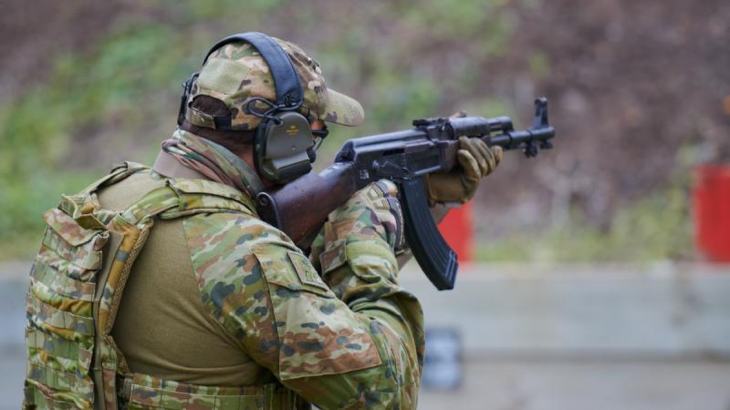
23,33,501,409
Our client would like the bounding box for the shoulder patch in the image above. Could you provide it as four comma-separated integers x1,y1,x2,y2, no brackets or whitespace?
288,251,329,292
253,245,333,298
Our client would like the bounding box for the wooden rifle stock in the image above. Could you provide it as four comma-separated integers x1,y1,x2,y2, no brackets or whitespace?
256,162,358,247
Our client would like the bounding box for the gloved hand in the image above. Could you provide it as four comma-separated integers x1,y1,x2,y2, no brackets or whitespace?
424,135,503,206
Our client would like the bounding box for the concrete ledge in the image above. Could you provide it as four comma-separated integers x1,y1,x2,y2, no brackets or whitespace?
2,262,729,357
3,261,729,409
400,262,730,357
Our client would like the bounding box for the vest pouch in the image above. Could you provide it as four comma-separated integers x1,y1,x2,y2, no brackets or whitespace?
25,197,110,409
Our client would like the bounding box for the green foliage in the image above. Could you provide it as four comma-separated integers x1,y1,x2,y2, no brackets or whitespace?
476,184,693,262
0,1,694,263
0,23,192,255
528,51,551,79
183,0,289,23
399,0,499,38
0,169,102,259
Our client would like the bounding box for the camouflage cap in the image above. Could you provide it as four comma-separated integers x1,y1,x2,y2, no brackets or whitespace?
185,38,364,130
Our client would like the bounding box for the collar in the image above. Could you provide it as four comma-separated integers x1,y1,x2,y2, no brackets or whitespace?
157,129,265,199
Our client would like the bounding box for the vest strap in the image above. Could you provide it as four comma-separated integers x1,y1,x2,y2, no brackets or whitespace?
80,162,148,196
121,373,299,410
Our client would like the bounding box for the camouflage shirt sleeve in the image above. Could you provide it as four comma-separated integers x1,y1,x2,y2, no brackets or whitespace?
183,209,424,409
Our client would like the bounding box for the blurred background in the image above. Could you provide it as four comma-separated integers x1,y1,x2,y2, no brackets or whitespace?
1,0,729,409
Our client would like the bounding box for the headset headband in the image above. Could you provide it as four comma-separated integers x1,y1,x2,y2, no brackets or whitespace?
204,32,303,109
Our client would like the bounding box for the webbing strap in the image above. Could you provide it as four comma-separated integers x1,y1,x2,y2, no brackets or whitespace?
80,162,148,196
114,185,180,227
203,32,303,108
121,374,299,410
113,182,254,229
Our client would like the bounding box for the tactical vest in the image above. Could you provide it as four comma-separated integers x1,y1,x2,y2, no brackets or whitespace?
24,162,303,410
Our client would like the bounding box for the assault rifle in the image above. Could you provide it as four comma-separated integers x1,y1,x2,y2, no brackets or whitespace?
257,98,555,290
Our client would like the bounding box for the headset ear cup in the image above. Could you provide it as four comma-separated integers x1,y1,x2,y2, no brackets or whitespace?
255,112,315,184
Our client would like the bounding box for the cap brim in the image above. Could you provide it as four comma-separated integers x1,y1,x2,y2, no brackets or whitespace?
323,89,365,126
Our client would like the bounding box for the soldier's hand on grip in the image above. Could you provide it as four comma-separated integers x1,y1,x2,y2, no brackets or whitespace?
425,136,503,206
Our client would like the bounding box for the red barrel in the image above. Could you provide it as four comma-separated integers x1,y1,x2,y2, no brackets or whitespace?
437,202,474,263
693,165,730,263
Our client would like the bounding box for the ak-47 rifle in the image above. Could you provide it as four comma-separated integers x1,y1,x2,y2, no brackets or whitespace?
257,97,555,290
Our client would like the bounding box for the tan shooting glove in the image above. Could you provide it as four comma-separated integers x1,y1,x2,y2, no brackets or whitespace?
425,135,503,206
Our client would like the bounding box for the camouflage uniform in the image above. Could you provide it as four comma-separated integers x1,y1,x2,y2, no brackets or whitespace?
24,130,424,409
24,31,505,408
24,36,423,409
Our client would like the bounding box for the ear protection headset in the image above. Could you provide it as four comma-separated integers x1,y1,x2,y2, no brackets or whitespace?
178,32,323,184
